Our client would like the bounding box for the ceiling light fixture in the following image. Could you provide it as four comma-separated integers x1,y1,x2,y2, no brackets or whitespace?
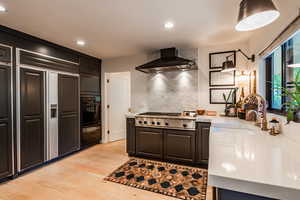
288,63,300,68
76,40,85,46
235,0,280,32
0,5,7,12
164,22,174,29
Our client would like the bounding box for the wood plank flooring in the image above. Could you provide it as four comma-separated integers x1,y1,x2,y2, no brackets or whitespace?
0,140,212,200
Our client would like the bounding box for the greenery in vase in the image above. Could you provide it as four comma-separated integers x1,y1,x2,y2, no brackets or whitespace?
281,71,300,123
223,88,238,115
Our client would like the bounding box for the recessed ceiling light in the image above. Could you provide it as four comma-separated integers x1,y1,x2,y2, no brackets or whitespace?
164,22,174,29
0,5,7,12
76,40,85,46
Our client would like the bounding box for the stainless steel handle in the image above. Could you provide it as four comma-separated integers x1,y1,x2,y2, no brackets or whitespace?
50,104,57,118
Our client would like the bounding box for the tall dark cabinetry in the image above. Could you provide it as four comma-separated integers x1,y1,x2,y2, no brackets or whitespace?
58,75,80,155
20,68,45,171
0,62,12,179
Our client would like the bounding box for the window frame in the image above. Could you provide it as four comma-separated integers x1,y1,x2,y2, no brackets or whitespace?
265,34,299,115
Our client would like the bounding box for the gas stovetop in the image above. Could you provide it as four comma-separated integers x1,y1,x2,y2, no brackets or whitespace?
138,112,181,116
135,112,196,130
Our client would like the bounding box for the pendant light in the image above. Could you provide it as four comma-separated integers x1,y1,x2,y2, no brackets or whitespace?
222,59,235,72
221,49,255,72
236,0,280,32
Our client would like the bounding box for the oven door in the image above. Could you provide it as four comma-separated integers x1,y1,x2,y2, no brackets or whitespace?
81,125,101,148
80,96,100,126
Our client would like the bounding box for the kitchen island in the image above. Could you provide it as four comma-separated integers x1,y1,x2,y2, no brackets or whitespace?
197,116,300,200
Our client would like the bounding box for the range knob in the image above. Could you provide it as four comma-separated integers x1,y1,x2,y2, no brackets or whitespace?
151,121,155,125
183,124,187,128
144,121,148,124
139,121,143,124
156,122,161,125
165,122,169,126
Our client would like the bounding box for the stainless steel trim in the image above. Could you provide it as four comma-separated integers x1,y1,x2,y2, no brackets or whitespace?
10,46,14,176
135,125,195,131
135,114,196,120
43,71,47,161
19,48,79,65
16,62,79,77
46,71,49,161
0,43,13,48
0,61,11,66
16,49,21,172
78,76,81,149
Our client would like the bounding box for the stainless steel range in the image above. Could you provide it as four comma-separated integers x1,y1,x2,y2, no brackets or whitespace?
135,112,196,130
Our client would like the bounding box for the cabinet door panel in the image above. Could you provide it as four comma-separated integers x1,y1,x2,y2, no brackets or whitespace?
201,127,210,161
0,64,12,179
126,118,136,155
0,46,11,63
196,122,210,164
59,115,79,155
0,67,9,119
58,75,79,156
21,119,44,169
164,130,195,163
136,128,163,159
59,75,78,113
0,122,12,178
20,68,45,170
79,56,100,75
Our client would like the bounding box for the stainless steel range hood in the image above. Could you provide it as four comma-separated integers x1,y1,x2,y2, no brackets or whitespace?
135,48,197,73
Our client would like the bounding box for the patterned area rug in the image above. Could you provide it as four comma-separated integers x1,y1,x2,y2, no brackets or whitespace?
104,158,208,200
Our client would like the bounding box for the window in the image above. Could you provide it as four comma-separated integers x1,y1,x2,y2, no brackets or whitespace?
266,30,300,112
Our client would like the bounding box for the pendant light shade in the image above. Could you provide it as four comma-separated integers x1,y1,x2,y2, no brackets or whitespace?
236,0,280,32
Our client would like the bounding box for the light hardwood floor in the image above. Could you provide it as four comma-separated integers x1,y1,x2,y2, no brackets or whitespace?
0,140,212,200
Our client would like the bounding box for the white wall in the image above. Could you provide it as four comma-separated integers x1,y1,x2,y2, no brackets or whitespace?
102,42,250,115
197,42,250,112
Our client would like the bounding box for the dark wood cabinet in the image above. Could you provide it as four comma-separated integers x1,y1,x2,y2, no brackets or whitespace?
79,56,101,76
217,188,275,200
80,74,100,95
126,118,136,156
0,65,12,179
20,68,45,171
196,122,211,164
58,74,80,156
127,122,211,166
0,45,11,63
136,127,163,159
164,129,195,163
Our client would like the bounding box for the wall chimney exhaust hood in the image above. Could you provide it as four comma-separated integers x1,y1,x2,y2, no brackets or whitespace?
135,48,197,73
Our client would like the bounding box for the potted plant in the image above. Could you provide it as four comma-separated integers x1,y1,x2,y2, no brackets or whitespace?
282,71,300,123
223,88,238,117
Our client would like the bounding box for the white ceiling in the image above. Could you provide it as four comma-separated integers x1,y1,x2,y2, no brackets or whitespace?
0,0,254,59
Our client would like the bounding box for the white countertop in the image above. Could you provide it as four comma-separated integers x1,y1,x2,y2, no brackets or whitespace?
197,115,300,200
